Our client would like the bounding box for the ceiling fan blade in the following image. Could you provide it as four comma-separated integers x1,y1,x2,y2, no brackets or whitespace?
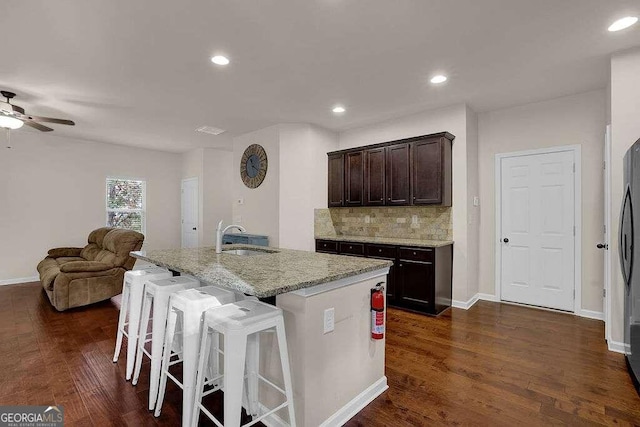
23,120,53,132
24,115,75,126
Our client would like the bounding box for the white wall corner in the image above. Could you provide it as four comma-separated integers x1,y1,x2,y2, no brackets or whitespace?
607,340,630,354
577,309,604,321
452,293,480,310
477,293,499,302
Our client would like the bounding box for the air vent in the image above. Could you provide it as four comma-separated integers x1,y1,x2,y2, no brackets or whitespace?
196,126,226,135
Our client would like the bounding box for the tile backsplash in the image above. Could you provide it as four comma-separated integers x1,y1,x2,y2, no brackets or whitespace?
315,206,452,241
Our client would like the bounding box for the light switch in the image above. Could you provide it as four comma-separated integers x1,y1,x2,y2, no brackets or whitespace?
237,198,244,205
473,196,480,207
412,215,418,225
323,308,335,334
365,215,371,224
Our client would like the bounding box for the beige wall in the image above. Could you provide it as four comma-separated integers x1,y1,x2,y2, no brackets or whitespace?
610,48,640,343
182,148,233,247
232,124,338,251
202,148,233,246
477,90,606,314
279,125,338,251
339,104,478,303
0,132,182,281
232,125,281,246
466,106,480,299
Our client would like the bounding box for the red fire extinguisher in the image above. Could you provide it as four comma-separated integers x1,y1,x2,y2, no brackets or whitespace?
371,282,385,340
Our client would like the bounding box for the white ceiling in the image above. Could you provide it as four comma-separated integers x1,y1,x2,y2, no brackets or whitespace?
1,1,639,152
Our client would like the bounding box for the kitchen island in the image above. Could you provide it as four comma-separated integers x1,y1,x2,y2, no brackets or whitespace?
131,245,392,427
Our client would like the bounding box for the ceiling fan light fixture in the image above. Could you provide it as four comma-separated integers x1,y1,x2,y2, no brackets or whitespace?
0,115,23,130
608,16,638,32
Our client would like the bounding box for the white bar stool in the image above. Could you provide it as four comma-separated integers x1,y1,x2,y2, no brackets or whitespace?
154,286,237,425
192,300,296,427
132,276,200,410
113,267,172,380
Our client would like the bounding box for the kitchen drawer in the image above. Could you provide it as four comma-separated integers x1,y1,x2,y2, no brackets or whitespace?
315,240,338,253
339,242,365,256
366,244,397,259
399,247,434,262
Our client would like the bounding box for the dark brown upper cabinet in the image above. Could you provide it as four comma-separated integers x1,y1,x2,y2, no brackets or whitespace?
364,147,386,206
327,132,454,208
385,143,412,205
345,151,364,206
412,136,452,205
327,153,344,207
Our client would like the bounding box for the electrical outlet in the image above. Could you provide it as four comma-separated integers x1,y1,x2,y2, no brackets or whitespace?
365,215,371,224
237,198,244,205
323,308,335,334
233,215,242,223
411,215,418,225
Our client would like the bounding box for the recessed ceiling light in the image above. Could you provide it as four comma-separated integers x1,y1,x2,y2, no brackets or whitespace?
430,75,448,84
608,16,638,32
332,106,346,114
211,55,230,65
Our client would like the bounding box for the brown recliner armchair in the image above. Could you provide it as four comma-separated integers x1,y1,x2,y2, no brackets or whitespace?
37,227,144,311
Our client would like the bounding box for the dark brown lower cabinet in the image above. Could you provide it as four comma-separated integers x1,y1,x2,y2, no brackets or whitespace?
315,239,453,315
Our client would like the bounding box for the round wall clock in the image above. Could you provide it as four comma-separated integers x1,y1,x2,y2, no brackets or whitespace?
240,144,268,188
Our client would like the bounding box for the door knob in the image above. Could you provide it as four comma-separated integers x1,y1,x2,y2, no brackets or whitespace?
596,243,608,249
503,238,509,243
192,227,197,231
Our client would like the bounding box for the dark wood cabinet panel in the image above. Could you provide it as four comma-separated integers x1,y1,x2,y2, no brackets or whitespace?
398,247,434,263
364,148,386,206
315,240,338,254
339,241,365,256
327,132,454,208
386,143,411,205
412,138,442,204
366,244,397,304
345,151,364,206
412,137,452,206
397,260,434,312
328,153,344,207
315,239,452,315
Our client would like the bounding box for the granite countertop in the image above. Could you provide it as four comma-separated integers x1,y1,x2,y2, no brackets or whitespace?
131,245,392,298
314,235,454,248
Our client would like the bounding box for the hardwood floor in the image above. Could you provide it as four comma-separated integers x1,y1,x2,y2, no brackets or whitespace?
1,282,639,426
349,301,640,426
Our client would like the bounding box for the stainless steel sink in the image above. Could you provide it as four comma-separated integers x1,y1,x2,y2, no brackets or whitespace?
222,249,276,256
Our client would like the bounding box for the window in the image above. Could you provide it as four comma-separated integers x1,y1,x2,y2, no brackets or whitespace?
106,178,146,233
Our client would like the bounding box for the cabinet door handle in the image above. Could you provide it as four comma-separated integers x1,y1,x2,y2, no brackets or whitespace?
379,249,382,253
413,251,416,255
399,263,403,267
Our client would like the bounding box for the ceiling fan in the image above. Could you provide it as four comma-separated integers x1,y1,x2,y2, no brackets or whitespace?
0,91,75,132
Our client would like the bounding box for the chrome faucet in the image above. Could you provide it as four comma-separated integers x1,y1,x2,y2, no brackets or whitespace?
216,220,246,253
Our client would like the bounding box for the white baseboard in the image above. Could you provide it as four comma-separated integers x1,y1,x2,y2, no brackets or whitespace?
452,293,498,310
477,293,499,302
320,376,388,427
578,309,605,321
452,294,479,309
0,276,39,286
608,340,630,354
259,376,388,427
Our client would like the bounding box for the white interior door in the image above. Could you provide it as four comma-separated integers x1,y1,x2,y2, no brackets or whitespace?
500,150,575,311
181,178,199,248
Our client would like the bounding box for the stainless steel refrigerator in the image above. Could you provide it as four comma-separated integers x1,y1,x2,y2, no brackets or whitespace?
621,139,640,394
